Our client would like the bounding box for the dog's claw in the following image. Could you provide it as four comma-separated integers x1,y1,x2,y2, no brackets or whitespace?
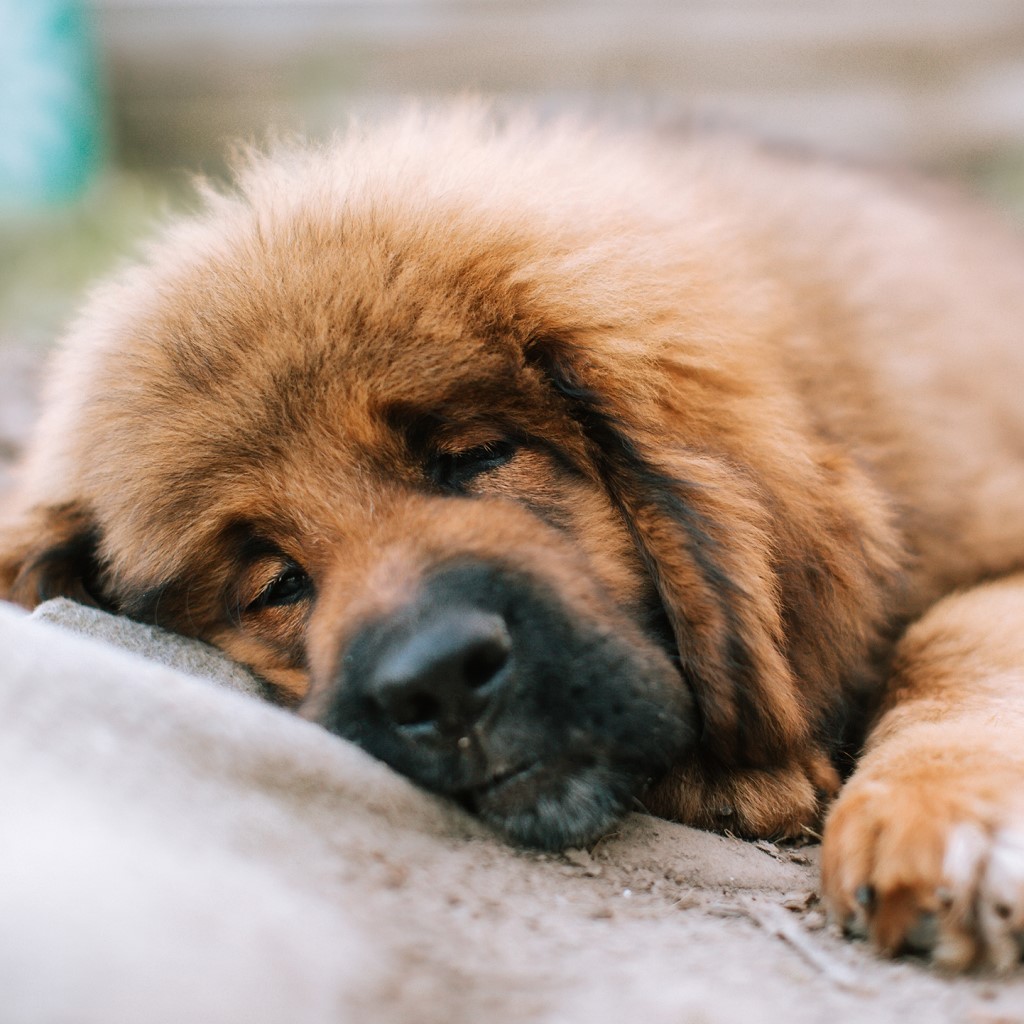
903,911,939,955
854,883,875,910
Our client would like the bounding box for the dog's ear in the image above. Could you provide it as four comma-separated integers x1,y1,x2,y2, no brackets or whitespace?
0,502,109,610
528,334,899,772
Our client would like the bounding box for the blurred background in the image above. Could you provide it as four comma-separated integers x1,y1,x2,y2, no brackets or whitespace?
4,0,1024,488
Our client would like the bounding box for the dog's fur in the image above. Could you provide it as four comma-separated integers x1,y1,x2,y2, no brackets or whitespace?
5,107,1024,970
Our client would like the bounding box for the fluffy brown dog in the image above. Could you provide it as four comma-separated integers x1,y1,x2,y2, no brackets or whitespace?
4,107,1024,971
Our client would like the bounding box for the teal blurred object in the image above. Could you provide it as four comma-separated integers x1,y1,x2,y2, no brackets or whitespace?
0,0,105,209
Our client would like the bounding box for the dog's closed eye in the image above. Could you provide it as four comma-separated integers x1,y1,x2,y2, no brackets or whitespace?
246,563,314,612
430,439,519,492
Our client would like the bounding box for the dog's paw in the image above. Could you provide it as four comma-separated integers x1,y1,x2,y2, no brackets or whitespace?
822,732,1024,972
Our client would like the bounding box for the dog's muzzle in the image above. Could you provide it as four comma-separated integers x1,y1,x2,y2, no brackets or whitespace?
313,559,694,850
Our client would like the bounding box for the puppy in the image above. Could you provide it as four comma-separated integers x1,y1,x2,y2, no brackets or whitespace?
4,107,1024,971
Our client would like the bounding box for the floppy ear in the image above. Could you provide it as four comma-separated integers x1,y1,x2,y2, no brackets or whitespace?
0,502,109,610
527,334,900,773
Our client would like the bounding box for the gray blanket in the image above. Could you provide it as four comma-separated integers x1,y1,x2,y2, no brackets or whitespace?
1,599,1020,1023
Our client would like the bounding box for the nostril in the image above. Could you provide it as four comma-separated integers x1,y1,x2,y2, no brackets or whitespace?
463,633,511,690
387,691,442,729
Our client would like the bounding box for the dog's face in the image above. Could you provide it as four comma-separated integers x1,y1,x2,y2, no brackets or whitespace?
1,112,900,847
95,253,698,849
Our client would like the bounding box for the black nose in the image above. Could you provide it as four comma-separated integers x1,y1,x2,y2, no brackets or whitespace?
366,610,512,735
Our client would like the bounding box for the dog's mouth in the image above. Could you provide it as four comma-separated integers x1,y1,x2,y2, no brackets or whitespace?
458,761,541,811
463,758,644,851
457,756,643,850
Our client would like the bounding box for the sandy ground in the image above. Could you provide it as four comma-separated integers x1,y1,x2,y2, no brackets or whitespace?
3,344,1024,1022
4,597,1024,1024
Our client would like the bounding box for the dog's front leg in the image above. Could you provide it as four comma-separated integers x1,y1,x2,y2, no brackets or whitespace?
822,574,1024,971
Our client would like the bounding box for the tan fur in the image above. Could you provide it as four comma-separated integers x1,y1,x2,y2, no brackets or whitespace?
4,106,1024,969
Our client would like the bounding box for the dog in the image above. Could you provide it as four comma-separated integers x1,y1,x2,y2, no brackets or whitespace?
4,106,1024,972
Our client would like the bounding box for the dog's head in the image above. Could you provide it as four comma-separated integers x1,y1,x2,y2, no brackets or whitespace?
0,111,900,847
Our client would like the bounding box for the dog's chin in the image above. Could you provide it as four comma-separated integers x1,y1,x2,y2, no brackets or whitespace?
461,761,636,850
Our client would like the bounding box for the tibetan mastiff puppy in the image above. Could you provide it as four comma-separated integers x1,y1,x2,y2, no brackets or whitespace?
4,107,1024,971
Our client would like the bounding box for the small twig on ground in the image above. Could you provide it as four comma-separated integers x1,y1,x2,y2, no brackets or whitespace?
753,839,784,861
744,900,873,995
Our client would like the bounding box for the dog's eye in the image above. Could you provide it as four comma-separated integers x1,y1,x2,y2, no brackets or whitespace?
432,440,518,491
248,564,313,611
